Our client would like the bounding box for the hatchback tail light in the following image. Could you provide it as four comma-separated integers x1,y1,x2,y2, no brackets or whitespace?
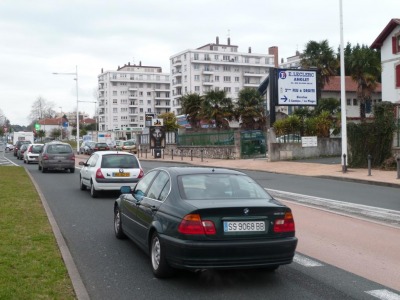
95,168,105,179
178,214,216,235
70,154,75,161
28,146,32,152
273,212,295,233
42,154,49,160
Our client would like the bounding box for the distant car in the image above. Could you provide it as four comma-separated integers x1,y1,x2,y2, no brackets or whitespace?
276,134,302,143
17,144,29,160
38,142,75,173
113,166,298,278
79,141,92,155
79,151,143,198
23,144,44,164
6,143,14,151
14,140,32,156
114,140,124,150
119,140,137,153
88,142,110,155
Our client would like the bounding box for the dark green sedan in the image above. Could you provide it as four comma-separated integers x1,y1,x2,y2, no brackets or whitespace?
114,167,298,278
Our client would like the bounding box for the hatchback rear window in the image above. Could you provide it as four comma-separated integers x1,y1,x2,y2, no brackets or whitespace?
31,145,43,153
47,144,72,154
101,154,139,168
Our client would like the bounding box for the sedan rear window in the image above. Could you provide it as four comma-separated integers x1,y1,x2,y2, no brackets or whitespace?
178,174,271,200
101,154,139,168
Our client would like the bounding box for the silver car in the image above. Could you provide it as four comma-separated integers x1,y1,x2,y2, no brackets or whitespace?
38,142,75,173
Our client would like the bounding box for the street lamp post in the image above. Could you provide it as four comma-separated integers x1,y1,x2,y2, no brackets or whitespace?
59,106,62,140
53,66,79,153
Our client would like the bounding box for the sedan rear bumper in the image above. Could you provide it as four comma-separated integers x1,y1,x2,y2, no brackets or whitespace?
161,234,298,270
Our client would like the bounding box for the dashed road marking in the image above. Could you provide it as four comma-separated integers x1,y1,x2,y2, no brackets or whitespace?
366,289,400,300
293,254,323,267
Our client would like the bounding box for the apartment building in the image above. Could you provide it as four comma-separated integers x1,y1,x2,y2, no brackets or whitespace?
97,62,171,137
170,37,277,115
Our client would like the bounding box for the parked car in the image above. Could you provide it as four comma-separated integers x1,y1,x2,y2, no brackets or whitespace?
5,143,14,151
84,141,97,155
17,144,29,160
113,167,298,278
38,142,75,173
114,140,124,150
79,151,143,198
119,140,137,153
79,141,93,154
23,143,44,164
13,140,31,156
88,142,110,155
276,134,302,143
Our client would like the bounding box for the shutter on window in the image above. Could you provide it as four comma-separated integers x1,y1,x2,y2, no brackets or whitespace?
393,36,397,54
396,65,400,88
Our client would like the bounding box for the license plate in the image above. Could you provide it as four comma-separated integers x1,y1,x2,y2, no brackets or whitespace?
54,156,64,160
113,172,130,177
223,221,265,232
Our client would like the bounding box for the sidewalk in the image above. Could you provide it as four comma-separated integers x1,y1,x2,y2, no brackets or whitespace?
130,153,400,188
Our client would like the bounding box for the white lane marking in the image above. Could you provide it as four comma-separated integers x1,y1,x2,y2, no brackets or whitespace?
366,289,400,300
265,188,400,227
293,254,323,267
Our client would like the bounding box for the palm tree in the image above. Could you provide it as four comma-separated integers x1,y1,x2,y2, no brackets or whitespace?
344,43,381,121
234,87,266,130
202,90,234,129
180,93,203,129
301,40,339,99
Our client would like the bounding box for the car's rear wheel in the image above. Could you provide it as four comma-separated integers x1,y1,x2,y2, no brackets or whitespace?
114,206,126,239
151,232,174,278
42,167,47,173
70,168,75,173
79,177,86,190
90,180,98,198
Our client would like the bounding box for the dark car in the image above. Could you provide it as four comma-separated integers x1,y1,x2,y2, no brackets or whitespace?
17,144,29,160
89,142,110,154
113,167,298,278
38,142,75,173
13,140,31,156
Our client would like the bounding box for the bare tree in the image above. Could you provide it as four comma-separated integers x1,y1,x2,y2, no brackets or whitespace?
0,108,6,126
29,96,56,122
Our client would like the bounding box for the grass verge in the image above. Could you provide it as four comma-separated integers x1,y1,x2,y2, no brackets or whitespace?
0,166,76,299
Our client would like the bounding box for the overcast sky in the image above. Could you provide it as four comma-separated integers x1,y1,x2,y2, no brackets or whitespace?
0,0,397,126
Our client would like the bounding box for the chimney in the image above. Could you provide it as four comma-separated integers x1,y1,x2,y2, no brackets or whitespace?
296,50,300,56
228,37,231,45
139,61,142,66
216,36,219,44
248,47,252,53
268,46,279,67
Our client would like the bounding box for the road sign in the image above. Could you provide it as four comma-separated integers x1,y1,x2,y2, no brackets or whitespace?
277,69,317,106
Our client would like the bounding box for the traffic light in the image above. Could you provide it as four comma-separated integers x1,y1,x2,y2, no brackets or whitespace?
35,123,40,130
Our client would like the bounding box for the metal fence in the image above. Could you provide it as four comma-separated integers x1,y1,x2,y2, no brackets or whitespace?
177,131,234,146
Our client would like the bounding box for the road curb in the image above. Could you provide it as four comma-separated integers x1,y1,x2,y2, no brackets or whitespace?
25,169,90,300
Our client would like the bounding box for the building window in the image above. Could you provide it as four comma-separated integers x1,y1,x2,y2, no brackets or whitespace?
223,55,230,61
195,86,200,92
194,75,200,81
223,66,231,72
396,64,400,88
112,91,117,96
215,76,220,82
353,99,358,106
392,34,400,54
347,99,351,106
235,77,240,82
214,55,219,60
113,99,117,104
223,76,231,82
224,87,231,92
113,108,118,113
194,53,199,60
147,92,151,96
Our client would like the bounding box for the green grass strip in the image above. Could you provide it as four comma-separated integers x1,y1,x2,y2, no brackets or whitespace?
0,167,76,299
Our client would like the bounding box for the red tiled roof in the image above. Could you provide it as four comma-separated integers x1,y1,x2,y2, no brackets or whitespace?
322,76,381,92
371,18,400,49
38,118,64,125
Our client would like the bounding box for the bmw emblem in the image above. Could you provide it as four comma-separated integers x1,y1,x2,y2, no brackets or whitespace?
243,208,250,215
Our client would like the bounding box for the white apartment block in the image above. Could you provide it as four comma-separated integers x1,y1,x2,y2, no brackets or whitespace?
170,37,278,115
97,62,171,137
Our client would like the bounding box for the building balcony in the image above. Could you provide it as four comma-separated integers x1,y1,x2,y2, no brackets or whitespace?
128,87,138,91
203,69,214,74
128,95,138,99
203,80,214,85
244,72,267,77
172,59,182,66
244,82,261,87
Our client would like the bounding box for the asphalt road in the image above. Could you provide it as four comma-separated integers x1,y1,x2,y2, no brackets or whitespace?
7,153,400,299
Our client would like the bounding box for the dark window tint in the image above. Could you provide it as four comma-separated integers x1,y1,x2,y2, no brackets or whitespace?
101,154,139,168
47,144,72,154
146,171,170,201
32,145,43,153
134,171,158,200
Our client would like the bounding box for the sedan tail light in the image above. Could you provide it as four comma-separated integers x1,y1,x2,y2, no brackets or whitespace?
138,168,144,178
273,212,295,233
95,168,105,179
178,214,216,235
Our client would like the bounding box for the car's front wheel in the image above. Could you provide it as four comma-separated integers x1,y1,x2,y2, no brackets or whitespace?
114,206,126,239
79,177,86,190
151,232,174,278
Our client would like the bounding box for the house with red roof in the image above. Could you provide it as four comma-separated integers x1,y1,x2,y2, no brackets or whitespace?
371,18,400,103
322,76,382,119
